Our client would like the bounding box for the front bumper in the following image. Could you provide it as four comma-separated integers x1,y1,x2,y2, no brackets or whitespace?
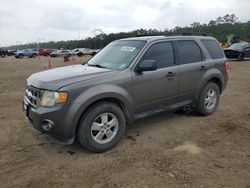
23,97,75,145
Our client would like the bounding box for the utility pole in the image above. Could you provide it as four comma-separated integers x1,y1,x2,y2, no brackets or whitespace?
91,28,104,49
78,24,80,40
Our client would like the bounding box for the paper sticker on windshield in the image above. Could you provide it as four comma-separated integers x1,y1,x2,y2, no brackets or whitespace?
120,46,136,52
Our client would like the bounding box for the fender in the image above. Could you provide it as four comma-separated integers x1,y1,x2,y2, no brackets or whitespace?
63,84,134,137
195,68,225,100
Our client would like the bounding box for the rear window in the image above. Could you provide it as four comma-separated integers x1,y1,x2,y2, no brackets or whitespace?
201,39,224,59
176,40,203,64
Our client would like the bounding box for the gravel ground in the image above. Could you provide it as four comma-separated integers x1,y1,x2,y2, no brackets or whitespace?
0,56,249,188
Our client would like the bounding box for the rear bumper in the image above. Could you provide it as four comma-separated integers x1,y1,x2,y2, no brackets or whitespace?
23,97,76,145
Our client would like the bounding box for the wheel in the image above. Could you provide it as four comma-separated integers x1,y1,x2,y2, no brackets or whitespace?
77,102,126,153
238,53,244,61
195,82,220,115
19,54,23,58
77,52,83,57
32,54,37,58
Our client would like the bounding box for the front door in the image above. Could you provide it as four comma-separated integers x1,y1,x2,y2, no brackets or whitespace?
131,41,179,114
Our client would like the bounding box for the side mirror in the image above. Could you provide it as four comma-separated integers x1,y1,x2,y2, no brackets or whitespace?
135,60,157,73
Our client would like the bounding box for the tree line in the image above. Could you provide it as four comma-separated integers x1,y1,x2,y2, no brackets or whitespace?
6,14,250,50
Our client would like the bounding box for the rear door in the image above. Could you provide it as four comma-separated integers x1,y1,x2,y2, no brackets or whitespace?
175,40,209,102
132,41,179,113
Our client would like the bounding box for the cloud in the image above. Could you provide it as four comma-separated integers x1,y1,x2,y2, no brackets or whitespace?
0,0,249,46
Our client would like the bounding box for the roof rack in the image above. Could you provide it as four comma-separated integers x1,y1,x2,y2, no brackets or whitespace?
136,33,164,37
165,32,207,36
136,32,207,37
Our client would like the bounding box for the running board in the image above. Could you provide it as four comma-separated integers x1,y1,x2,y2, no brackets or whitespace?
133,100,194,121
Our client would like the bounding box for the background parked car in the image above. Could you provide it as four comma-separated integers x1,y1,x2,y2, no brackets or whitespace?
0,49,8,57
72,48,86,56
7,50,17,56
82,49,100,56
15,49,38,58
224,42,250,60
38,49,54,56
50,50,72,57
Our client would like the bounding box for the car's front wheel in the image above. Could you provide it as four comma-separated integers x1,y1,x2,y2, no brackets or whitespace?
77,102,126,153
77,52,83,57
195,82,220,115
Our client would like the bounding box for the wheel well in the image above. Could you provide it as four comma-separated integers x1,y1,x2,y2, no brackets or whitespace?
207,78,222,93
76,97,130,134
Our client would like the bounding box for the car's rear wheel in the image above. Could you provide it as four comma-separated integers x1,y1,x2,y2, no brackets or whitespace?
195,82,220,115
32,54,37,58
77,102,126,153
19,54,23,58
238,53,244,61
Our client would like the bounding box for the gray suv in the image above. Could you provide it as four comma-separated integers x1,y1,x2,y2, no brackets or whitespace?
23,35,228,152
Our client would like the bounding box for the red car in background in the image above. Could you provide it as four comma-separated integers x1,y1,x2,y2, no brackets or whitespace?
39,49,53,56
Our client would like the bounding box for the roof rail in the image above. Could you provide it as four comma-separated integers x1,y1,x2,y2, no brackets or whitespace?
136,32,207,37
136,34,164,37
164,32,207,36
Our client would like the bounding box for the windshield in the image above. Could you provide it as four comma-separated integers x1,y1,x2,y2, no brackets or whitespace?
229,43,248,50
87,40,146,70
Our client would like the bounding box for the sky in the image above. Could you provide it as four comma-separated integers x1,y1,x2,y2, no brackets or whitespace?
0,0,250,46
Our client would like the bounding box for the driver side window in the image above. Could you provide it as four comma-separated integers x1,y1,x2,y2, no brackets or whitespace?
142,42,174,68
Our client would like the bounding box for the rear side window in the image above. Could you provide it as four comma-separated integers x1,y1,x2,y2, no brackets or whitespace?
143,42,174,68
201,39,224,59
176,40,203,64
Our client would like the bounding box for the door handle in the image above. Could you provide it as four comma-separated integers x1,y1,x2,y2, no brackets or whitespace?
166,71,176,77
200,65,207,71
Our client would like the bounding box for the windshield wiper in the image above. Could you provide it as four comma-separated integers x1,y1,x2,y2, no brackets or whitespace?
87,63,107,69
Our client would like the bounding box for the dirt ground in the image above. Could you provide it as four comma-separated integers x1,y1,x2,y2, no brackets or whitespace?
0,56,249,188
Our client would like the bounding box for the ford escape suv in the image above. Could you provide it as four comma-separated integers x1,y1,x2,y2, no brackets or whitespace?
23,35,228,152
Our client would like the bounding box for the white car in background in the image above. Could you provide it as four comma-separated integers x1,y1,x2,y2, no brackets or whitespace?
72,48,100,57
50,50,72,57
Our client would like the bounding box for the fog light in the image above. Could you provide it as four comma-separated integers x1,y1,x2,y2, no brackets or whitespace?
41,119,54,131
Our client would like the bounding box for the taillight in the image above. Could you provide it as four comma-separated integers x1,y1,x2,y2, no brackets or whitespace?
224,61,229,76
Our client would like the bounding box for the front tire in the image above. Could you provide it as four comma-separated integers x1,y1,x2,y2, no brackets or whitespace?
77,52,83,57
77,102,126,153
195,82,220,115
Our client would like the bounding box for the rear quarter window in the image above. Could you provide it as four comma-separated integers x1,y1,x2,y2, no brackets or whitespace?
201,39,224,59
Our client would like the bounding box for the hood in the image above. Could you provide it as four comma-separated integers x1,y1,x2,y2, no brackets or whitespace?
27,64,119,90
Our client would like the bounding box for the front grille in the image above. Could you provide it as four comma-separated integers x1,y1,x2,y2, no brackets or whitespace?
25,85,40,107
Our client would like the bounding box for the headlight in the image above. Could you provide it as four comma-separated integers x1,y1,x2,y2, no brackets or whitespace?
39,91,68,107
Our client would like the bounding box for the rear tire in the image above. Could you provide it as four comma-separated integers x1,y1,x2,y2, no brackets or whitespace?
195,82,220,115
77,102,126,153
238,53,244,61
